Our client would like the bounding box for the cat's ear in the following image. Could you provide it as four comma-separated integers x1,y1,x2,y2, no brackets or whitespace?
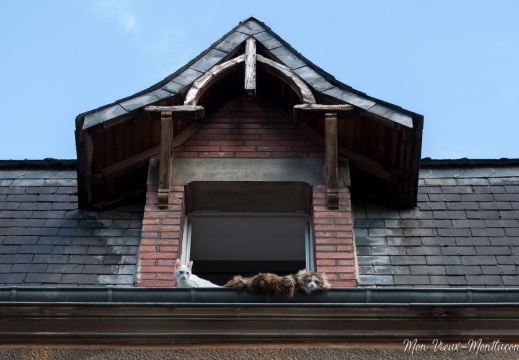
187,261,193,269
175,259,182,268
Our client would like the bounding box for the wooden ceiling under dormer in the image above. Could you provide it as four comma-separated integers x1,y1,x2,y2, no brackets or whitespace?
75,17,423,210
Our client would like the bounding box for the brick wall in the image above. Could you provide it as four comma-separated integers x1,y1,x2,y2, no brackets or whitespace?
135,185,184,287
312,186,357,287
135,95,356,288
175,96,323,159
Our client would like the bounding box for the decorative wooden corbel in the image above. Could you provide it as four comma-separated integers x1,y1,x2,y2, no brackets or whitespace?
145,105,205,209
158,110,173,208
325,112,339,209
293,104,353,210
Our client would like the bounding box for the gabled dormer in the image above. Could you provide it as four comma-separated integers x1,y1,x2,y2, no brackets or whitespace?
75,17,423,211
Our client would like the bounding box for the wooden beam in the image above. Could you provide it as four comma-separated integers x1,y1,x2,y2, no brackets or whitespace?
158,111,173,209
325,112,339,210
91,114,207,182
256,54,316,104
145,105,204,118
293,104,353,120
184,55,245,106
244,37,256,97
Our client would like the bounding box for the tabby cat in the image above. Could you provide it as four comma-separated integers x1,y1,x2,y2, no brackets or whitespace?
225,269,330,298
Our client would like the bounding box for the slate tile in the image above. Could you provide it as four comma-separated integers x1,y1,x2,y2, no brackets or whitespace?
374,265,410,275
357,255,391,265
502,276,519,286
25,273,63,284
446,202,479,210
466,210,501,219
447,276,467,286
0,245,19,254
455,237,491,246
437,228,471,237
403,228,437,237
51,203,77,211
441,246,477,256
406,246,442,256
371,246,406,256
0,273,26,284
391,256,427,265
479,202,512,210
496,255,519,265
3,235,38,244
394,275,430,285
472,185,504,194
356,247,371,256
446,265,481,275
433,210,466,220
461,256,498,266
98,274,134,285
430,276,449,286
505,228,519,236
424,178,457,186
83,265,118,275
358,265,375,274
358,275,394,286
387,237,422,246
466,275,503,286
418,202,447,211
470,228,506,237
47,264,83,274
0,203,20,210
68,255,104,265
369,228,403,237
481,265,517,275
33,254,69,264
18,245,53,254
410,265,446,275
457,178,490,186
216,31,249,52
11,263,48,273
44,219,79,228
426,256,447,265
61,274,99,285
118,265,136,275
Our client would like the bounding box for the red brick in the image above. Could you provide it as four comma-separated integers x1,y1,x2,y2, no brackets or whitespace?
331,281,357,287
236,152,271,158
316,252,353,259
199,152,235,158
184,145,221,152
270,152,307,158
208,140,243,146
221,146,256,152
175,152,198,158
136,280,175,287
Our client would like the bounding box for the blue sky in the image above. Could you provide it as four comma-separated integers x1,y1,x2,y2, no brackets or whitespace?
1,0,518,160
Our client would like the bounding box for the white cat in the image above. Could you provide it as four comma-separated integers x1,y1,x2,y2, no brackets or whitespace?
174,259,220,288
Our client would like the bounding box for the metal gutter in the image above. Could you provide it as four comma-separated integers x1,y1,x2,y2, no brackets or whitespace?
2,287,519,345
2,287,519,304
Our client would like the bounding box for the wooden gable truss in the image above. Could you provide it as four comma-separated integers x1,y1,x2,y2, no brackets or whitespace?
75,17,423,210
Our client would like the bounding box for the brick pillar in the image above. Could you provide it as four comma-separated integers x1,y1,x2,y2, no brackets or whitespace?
135,183,185,287
312,186,357,287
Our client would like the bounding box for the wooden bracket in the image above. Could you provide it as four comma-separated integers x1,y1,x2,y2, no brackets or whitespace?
145,105,205,209
293,104,354,210
158,111,173,209
245,37,256,97
325,112,339,210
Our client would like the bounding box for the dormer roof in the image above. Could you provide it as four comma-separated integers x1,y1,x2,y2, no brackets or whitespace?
75,17,423,210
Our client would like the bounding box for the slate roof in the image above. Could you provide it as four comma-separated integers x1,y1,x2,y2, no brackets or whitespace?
354,161,519,287
0,165,143,286
77,17,417,130
1,160,519,287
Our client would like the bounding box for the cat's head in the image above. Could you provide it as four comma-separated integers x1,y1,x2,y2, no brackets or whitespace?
295,269,331,293
174,259,193,282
